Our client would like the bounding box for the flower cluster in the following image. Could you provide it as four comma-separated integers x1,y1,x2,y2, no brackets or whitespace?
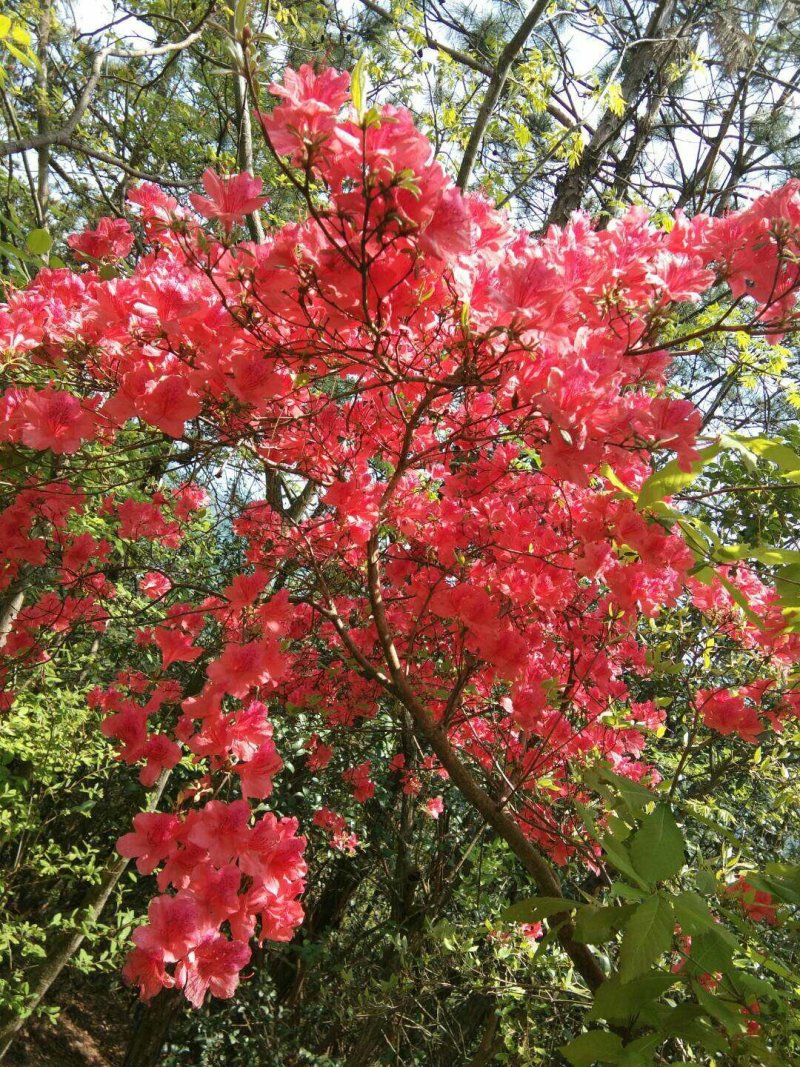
119,803,306,1005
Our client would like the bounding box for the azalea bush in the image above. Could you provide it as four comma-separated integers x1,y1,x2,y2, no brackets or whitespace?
1,55,800,1066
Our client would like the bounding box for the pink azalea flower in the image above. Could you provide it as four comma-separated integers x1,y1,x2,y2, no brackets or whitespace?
139,572,172,599
177,934,252,1007
189,170,268,232
117,811,182,875
67,217,135,262
16,388,95,454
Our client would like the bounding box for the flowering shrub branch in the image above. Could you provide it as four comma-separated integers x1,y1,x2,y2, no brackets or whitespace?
1,60,799,1057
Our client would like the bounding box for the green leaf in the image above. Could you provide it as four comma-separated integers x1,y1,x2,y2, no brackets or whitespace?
11,24,31,47
600,464,637,498
689,930,734,974
673,891,737,951
351,55,370,121
600,836,649,890
502,896,577,923
0,239,37,264
6,42,35,67
694,872,717,899
763,861,800,904
25,228,52,255
715,544,800,566
596,766,656,814
561,1030,624,1066
234,0,248,33
692,981,746,1034
0,206,26,239
0,15,10,38
656,1004,726,1049
619,896,674,982
630,806,684,884
745,947,800,984
727,434,800,480
605,81,626,117
775,563,800,610
637,443,720,509
618,1032,663,1066
574,904,636,944
588,973,676,1022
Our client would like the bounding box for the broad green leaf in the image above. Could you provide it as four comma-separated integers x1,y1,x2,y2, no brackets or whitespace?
502,896,577,923
692,981,746,1034
596,766,656,812
610,881,647,904
561,1030,624,1066
673,891,735,944
690,565,715,586
0,239,37,264
657,1003,725,1048
606,815,632,842
5,41,36,67
351,55,370,120
600,464,637,498
678,896,733,938
234,0,248,33
747,867,800,906
727,433,800,480
730,970,779,1003
588,973,675,1022
637,443,720,509
11,24,31,47
775,563,800,610
618,1032,663,1066
689,929,734,974
0,15,10,38
619,895,673,982
630,806,684,884
600,836,649,890
25,228,52,255
764,861,800,903
746,947,800,984
574,904,635,944
716,544,800,566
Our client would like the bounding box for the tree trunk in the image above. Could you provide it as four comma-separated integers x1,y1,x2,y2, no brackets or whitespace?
122,990,182,1067
546,0,679,226
36,1,51,225
231,9,265,244
0,586,24,649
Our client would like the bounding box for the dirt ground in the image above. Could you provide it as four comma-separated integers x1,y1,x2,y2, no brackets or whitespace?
6,971,132,1067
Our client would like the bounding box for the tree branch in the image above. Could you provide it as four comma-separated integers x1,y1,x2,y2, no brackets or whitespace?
364,530,606,992
0,2,217,161
456,0,551,191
